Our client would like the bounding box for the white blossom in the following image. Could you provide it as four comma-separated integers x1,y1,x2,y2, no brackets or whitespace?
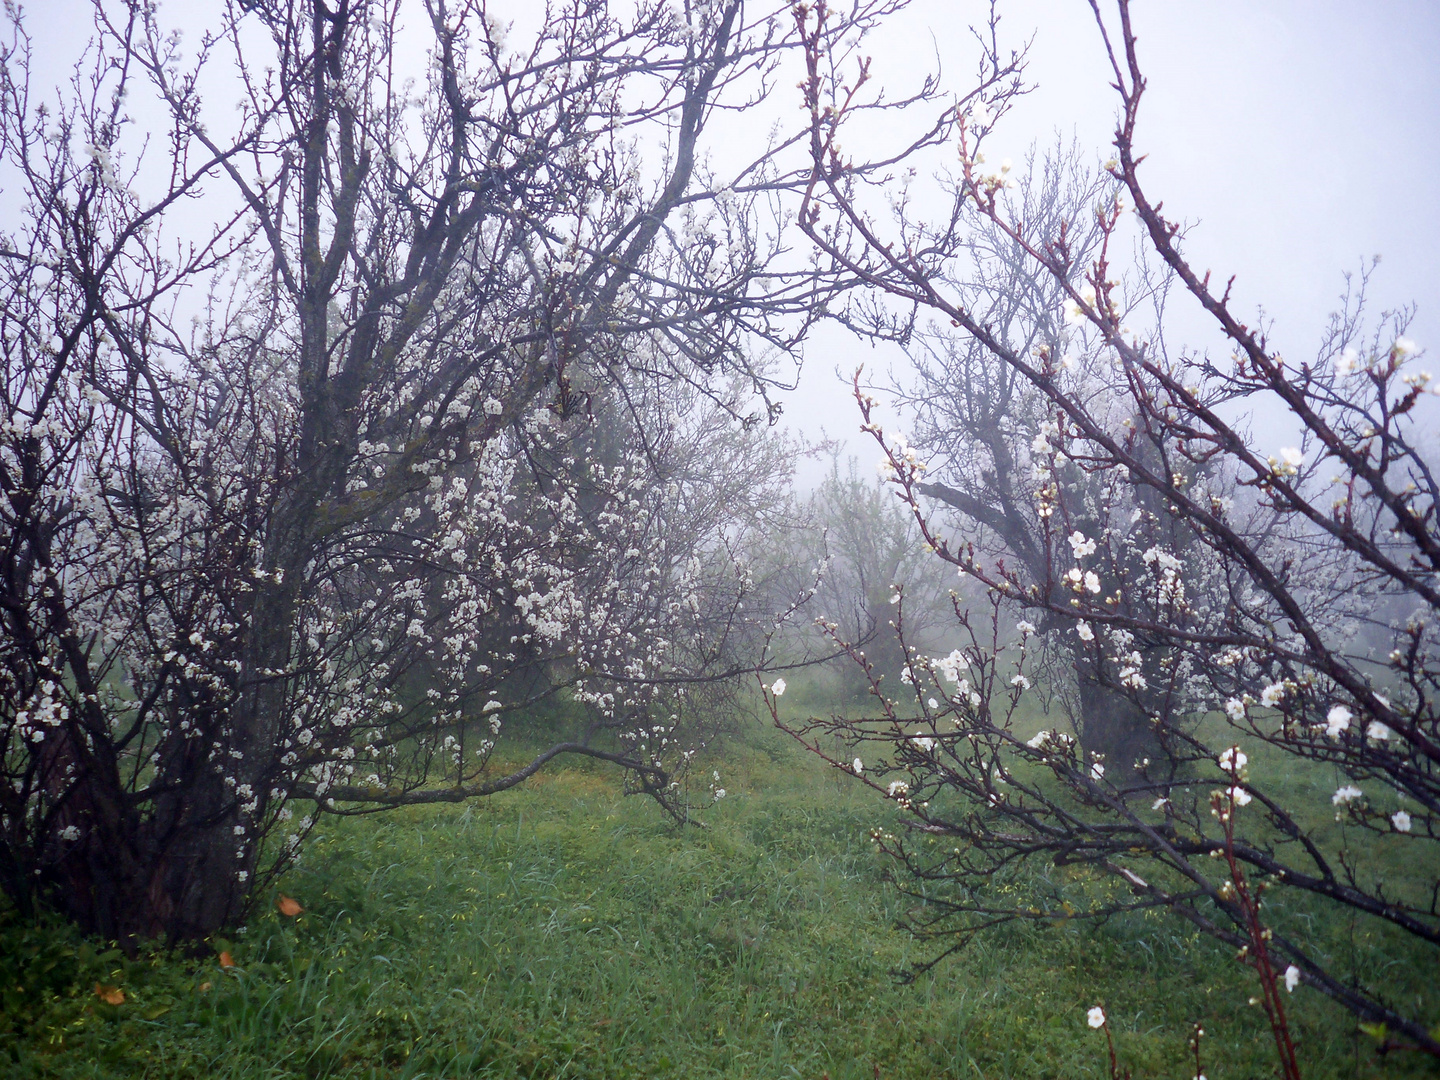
1068,531,1097,559
1218,746,1247,772
1325,705,1351,738
1141,546,1181,572
1065,285,1097,327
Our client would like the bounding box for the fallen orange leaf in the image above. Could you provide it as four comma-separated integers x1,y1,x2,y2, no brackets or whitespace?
276,894,303,917
218,950,235,968
198,981,212,992
94,983,124,1006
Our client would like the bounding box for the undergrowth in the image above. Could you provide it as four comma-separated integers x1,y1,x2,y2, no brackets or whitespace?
0,721,1431,1078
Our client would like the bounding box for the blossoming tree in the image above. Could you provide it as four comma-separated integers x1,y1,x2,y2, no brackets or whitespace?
0,0,895,943
881,140,1223,775
781,0,1440,1056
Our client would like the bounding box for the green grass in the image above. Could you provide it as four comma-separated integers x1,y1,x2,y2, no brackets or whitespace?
1,722,1433,1079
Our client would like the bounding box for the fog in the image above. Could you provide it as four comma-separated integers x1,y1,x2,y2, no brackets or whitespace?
6,4,1439,1049
18,0,1438,487
777,1,1440,487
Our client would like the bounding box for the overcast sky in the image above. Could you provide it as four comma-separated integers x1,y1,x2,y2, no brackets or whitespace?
16,0,1437,487
778,0,1440,483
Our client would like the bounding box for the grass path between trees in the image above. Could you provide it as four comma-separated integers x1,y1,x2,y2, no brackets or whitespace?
0,724,1428,1078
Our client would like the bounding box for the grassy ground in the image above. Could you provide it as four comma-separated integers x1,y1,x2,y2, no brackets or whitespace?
0,721,1432,1079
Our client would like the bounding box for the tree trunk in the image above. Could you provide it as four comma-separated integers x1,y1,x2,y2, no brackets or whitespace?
1074,658,1159,785
50,768,251,946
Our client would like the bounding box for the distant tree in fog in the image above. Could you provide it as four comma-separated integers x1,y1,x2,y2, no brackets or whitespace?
775,0,1440,1060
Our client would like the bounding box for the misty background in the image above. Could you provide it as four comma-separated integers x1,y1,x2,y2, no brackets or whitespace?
774,0,1440,486
18,0,1439,484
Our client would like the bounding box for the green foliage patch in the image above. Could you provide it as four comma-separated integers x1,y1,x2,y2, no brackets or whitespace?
0,725,1430,1078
